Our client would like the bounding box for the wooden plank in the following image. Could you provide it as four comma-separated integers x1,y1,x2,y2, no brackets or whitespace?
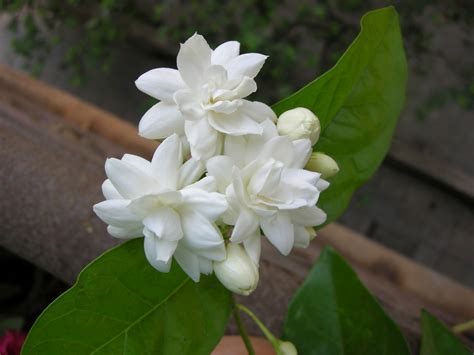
388,138,474,201
317,223,474,319
0,63,158,159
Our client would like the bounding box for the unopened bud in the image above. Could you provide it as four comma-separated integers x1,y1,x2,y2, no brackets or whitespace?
306,152,339,179
214,243,259,296
306,227,316,241
277,107,320,144
278,341,298,355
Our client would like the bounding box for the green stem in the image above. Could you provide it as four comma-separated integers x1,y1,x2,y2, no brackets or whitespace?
232,297,255,355
236,304,279,347
452,319,474,334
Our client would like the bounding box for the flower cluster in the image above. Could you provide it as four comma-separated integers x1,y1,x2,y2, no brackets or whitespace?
94,34,339,295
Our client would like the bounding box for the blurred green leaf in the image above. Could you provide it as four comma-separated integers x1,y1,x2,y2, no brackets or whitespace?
22,239,232,355
273,7,407,224
420,311,471,355
283,247,411,355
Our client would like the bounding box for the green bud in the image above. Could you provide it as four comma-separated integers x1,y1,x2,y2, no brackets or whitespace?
306,152,339,179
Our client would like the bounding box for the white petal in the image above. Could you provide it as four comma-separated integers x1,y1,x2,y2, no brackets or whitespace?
128,192,182,217
138,102,184,139
105,158,157,199
231,167,251,206
151,134,183,190
316,179,330,191
101,179,122,200
231,209,259,243
144,236,173,272
212,41,240,66
93,200,141,228
293,225,311,248
107,225,143,239
180,208,225,261
270,182,318,210
258,136,294,167
208,110,263,136
205,100,242,114
240,100,276,123
213,77,257,101
243,229,261,265
260,212,294,255
184,175,217,192
290,139,312,168
282,168,320,187
198,257,213,275
178,158,205,188
226,53,268,79
177,33,212,89
247,159,284,197
142,207,183,241
174,89,205,120
174,245,200,281
180,189,227,220
185,119,220,160
289,206,327,226
223,135,247,167
206,155,234,192
204,65,228,86
121,154,153,174
135,68,185,101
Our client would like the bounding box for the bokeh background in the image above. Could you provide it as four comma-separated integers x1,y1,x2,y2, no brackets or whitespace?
1,0,473,334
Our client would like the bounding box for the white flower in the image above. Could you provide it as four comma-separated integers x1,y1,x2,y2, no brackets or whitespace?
214,243,259,295
93,134,228,281
277,107,320,144
306,152,340,179
135,33,276,161
207,121,328,263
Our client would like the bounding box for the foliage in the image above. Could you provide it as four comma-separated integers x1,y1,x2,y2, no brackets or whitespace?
273,6,407,224
21,239,232,354
283,247,411,354
283,248,472,354
420,310,471,355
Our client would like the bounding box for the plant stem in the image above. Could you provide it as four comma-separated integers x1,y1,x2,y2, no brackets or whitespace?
237,304,278,346
232,297,255,355
452,319,474,334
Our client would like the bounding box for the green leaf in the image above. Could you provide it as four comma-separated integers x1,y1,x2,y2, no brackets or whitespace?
22,239,232,355
283,247,411,355
420,310,471,355
272,7,407,224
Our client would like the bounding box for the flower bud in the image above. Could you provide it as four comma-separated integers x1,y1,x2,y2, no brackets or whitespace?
306,227,317,241
277,107,320,144
214,243,259,296
278,341,298,355
306,152,339,179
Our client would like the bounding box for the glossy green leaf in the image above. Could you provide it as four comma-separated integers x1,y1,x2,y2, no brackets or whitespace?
272,7,407,224
22,239,232,355
283,247,411,355
420,310,471,355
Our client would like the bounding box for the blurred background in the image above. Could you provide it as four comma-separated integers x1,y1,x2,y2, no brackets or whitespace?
0,0,473,338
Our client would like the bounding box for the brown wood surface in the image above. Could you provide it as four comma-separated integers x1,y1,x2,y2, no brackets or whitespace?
388,138,474,202
1,64,473,350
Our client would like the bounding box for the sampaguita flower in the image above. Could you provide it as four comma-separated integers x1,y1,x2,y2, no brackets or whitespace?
207,120,328,263
93,134,228,281
136,33,276,161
